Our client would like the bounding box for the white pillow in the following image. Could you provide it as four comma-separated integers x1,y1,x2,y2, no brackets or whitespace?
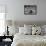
32,26,41,35
19,27,32,35
41,25,45,35
24,27,32,35
24,24,32,35
19,27,25,34
42,25,46,33
24,24,32,29
8,26,19,36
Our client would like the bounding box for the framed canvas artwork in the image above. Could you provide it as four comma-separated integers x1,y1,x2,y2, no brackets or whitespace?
24,5,37,15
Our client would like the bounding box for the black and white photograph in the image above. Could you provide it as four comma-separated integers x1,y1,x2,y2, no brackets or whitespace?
24,5,37,15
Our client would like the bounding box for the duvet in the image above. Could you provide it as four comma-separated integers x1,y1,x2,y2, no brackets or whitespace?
11,33,46,46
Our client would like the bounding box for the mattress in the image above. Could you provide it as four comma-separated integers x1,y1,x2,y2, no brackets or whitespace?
11,33,46,46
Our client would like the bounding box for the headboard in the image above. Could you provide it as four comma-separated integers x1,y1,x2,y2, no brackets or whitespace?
6,20,46,27
14,21,46,27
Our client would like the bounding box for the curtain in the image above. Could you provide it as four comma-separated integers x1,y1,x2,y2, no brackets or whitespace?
0,5,5,35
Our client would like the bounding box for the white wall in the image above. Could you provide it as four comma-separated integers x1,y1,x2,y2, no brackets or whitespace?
0,0,46,22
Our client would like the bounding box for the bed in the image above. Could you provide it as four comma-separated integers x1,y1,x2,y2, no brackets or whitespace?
11,33,46,46
11,21,46,46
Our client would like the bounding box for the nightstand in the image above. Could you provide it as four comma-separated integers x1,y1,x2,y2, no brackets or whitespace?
3,41,12,46
0,36,13,46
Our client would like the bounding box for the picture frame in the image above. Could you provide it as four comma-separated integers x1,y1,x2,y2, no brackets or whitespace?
24,5,37,15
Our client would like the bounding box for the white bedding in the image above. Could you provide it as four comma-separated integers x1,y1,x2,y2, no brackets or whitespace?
11,33,46,46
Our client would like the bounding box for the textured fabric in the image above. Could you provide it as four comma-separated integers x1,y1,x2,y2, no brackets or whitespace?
24,24,32,29
15,41,46,46
9,26,19,36
42,25,46,34
11,34,46,46
19,27,25,34
24,27,32,35
24,24,32,35
32,26,41,35
19,27,32,35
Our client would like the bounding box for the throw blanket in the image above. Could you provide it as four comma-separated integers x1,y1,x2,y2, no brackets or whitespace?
11,33,46,46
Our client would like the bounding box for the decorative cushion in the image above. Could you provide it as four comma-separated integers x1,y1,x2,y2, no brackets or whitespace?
42,25,46,33
24,24,32,34
32,26,41,35
42,25,46,35
19,27,25,34
24,27,32,35
24,24,32,29
8,26,19,36
19,27,32,35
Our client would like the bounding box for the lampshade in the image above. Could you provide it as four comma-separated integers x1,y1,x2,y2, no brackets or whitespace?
6,20,12,26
